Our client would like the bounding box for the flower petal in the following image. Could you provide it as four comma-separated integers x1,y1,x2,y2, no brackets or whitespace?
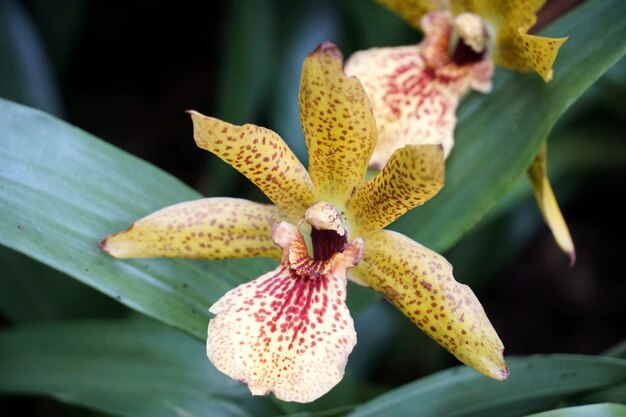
299,42,377,204
456,0,568,81
376,0,448,29
350,229,508,380
527,144,575,264
345,12,493,168
346,145,444,236
189,111,318,221
100,198,283,260
206,222,361,403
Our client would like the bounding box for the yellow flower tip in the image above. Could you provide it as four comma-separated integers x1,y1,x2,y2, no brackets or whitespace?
98,229,132,258
480,350,509,381
309,40,344,62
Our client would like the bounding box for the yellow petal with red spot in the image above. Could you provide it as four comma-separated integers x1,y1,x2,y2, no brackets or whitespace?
189,111,317,221
350,229,508,380
377,0,449,29
528,144,575,264
345,12,493,168
453,0,567,81
347,145,444,236
299,42,377,205
206,222,362,403
100,198,283,260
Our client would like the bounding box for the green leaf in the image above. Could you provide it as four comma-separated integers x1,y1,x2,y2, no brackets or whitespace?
0,0,61,115
347,355,626,417
0,246,125,322
392,0,626,252
0,97,276,340
522,403,626,417
0,317,251,417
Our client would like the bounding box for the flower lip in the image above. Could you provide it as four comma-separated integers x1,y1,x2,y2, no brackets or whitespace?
452,39,486,65
451,12,488,65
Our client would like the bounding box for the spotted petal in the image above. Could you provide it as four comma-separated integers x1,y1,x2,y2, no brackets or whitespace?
345,12,493,168
189,111,318,221
350,229,508,380
299,42,377,204
206,222,363,403
101,198,283,260
347,145,444,236
528,144,575,264
451,0,567,81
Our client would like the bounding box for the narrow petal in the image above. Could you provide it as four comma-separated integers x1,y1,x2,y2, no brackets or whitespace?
100,197,283,260
299,42,377,204
455,0,568,81
345,12,493,168
189,111,318,221
376,0,449,29
207,222,362,403
494,23,567,82
527,144,575,264
346,145,444,236
350,229,508,380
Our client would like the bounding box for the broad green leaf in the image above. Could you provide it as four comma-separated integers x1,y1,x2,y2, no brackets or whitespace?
0,97,277,340
0,246,125,322
522,403,626,417
348,355,626,417
392,0,626,252
0,317,252,417
0,0,61,115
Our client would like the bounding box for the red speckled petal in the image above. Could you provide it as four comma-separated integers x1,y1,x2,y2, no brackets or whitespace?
100,197,283,260
350,229,508,381
347,145,444,236
299,42,377,204
189,111,318,222
206,222,362,403
345,11,493,168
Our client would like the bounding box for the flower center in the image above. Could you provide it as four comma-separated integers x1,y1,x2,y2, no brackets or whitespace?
311,228,347,261
304,201,348,261
451,13,488,65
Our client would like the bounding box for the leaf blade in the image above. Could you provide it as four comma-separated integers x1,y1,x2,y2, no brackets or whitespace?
347,355,626,417
0,98,276,340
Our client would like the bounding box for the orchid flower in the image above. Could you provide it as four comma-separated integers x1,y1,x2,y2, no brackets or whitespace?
100,42,507,403
345,0,574,262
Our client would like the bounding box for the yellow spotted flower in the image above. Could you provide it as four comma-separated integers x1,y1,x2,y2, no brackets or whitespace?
101,42,507,403
345,0,574,262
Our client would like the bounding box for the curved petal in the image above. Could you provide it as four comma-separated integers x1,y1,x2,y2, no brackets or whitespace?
346,145,444,236
377,0,449,29
345,14,493,168
100,198,283,260
189,111,318,221
350,229,508,380
452,0,567,81
206,222,362,403
528,144,575,264
299,42,377,204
